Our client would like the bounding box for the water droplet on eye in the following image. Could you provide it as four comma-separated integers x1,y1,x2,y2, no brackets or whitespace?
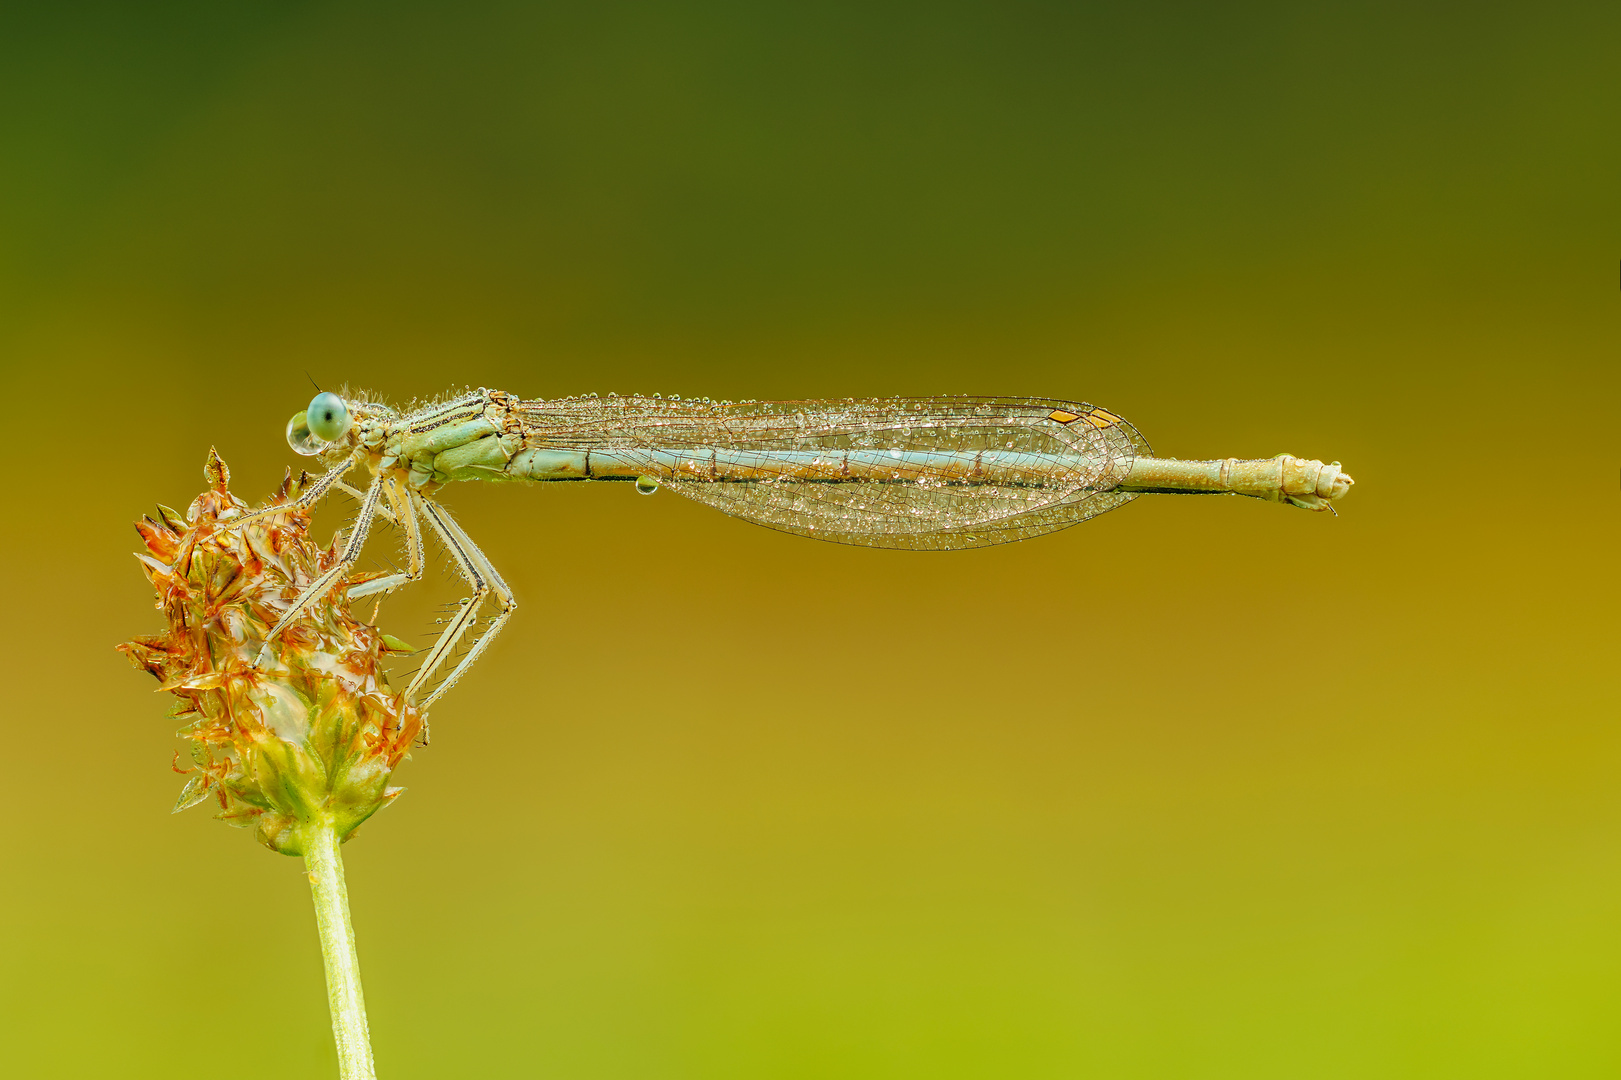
635,476,660,495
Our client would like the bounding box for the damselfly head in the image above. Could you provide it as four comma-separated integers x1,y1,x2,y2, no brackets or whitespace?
286,391,356,456
307,392,351,441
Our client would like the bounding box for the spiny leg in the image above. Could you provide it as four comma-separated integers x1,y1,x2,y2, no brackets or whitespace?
418,507,515,711
227,458,356,533
347,475,422,600
337,477,397,525
260,469,388,647
405,493,517,709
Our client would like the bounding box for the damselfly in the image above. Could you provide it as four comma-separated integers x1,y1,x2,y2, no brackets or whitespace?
233,389,1354,709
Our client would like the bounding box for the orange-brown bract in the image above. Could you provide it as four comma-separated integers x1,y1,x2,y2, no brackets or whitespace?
119,450,422,856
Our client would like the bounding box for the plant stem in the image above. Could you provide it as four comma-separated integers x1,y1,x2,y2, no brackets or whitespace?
304,816,377,1079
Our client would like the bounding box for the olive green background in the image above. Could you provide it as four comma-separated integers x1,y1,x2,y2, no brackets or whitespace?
2,3,1618,1077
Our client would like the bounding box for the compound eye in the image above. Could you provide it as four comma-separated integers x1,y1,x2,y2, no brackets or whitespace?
306,392,352,442
286,411,323,456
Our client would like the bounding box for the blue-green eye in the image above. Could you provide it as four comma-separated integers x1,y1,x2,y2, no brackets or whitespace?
307,392,351,442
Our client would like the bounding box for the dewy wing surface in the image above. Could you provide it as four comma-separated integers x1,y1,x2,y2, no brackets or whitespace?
512,395,1152,549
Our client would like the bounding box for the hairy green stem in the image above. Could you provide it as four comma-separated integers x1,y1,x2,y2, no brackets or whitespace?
304,816,377,1079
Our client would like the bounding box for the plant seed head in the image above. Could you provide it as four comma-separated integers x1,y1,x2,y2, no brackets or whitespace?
119,450,423,855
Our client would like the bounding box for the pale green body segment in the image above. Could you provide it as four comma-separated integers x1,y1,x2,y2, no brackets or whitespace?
372,390,1353,507
508,447,1102,485
433,433,509,482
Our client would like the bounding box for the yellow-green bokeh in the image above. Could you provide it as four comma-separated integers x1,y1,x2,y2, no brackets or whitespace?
2,3,1618,1077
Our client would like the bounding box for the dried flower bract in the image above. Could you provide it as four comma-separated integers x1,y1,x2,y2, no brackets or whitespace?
120,449,422,855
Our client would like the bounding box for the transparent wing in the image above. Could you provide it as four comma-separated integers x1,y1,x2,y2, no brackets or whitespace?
515,395,1151,550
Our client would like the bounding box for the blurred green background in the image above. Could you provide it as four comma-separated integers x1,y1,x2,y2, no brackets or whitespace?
2,2,1618,1076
